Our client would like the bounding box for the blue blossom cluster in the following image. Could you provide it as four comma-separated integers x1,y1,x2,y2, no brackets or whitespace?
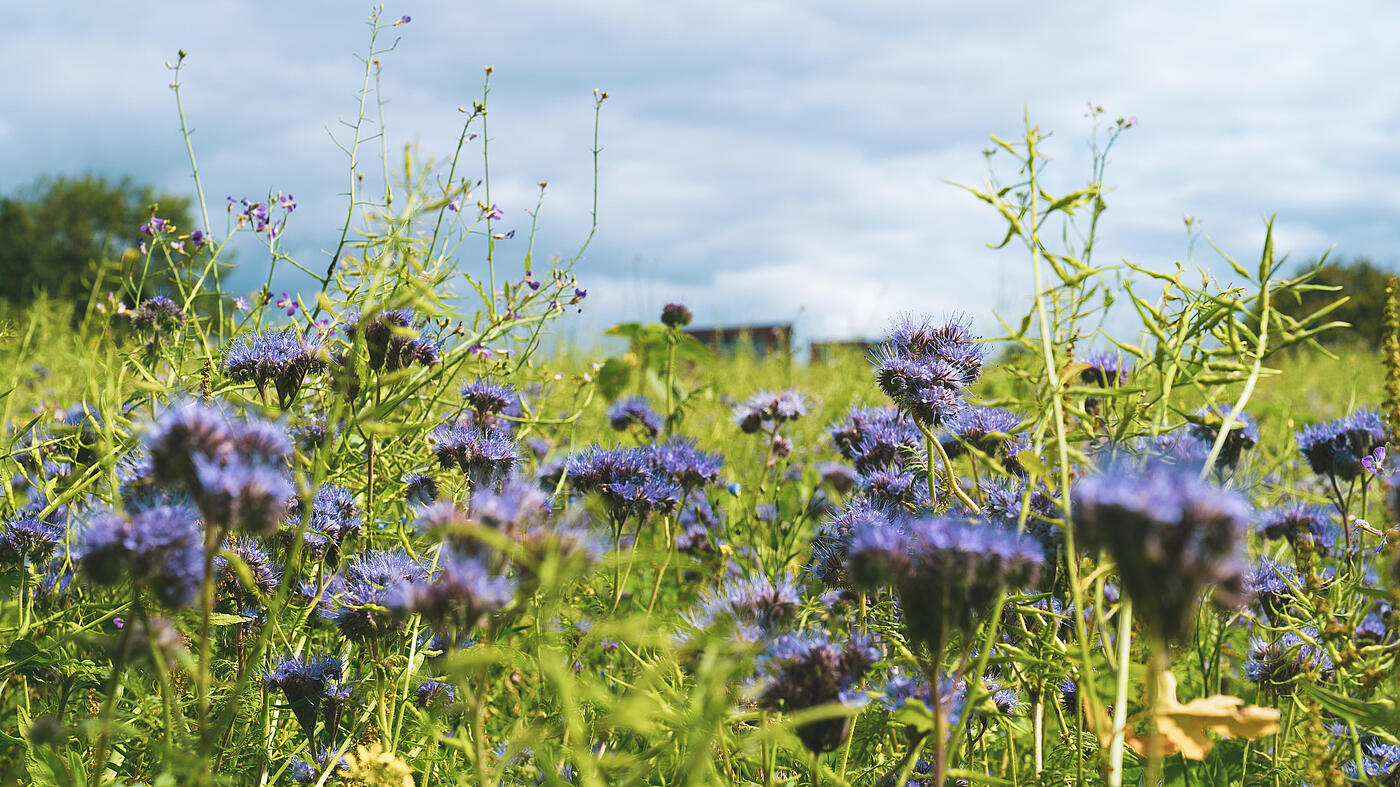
1295,409,1388,482
1188,404,1259,472
684,573,801,643
755,630,879,752
1257,503,1337,557
131,295,186,335
432,423,520,488
262,655,344,744
82,504,206,609
871,314,984,427
1244,627,1334,695
941,405,1027,473
733,389,807,434
566,441,724,522
224,327,325,408
347,308,440,372
1072,459,1250,643
806,500,891,590
144,399,294,536
283,484,363,563
608,396,663,439
0,511,64,566
847,515,1043,651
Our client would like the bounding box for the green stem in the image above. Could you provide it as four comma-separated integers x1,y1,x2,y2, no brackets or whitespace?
1107,595,1134,787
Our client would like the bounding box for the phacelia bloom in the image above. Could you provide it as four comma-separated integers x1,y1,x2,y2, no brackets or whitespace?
979,478,1061,551
816,462,858,494
216,536,283,600
566,447,681,520
223,327,324,408
1079,349,1131,387
323,549,428,641
609,396,663,439
686,573,801,637
431,425,520,488
264,655,343,743
1356,611,1390,645
1242,559,1313,622
942,406,1027,471
660,302,693,328
828,405,918,470
1188,405,1259,471
193,458,294,537
1072,459,1251,643
756,631,879,752
806,499,891,589
346,308,422,372
460,378,520,419
416,680,458,712
1245,627,1334,695
1258,504,1336,557
132,295,186,334
0,513,64,566
470,481,552,537
82,504,206,609
734,389,808,434
287,747,348,785
847,516,1042,650
283,484,362,562
403,473,439,507
860,466,924,511
395,552,514,632
1296,409,1388,482
871,314,984,427
646,438,724,491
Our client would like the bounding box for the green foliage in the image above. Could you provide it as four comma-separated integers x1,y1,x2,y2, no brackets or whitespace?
0,174,195,317
1276,257,1393,346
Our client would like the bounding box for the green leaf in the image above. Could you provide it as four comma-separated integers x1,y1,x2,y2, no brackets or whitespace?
596,357,631,402
208,613,253,627
5,639,40,663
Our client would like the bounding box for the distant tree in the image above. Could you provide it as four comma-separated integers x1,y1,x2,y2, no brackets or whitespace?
0,174,195,316
1277,257,1393,346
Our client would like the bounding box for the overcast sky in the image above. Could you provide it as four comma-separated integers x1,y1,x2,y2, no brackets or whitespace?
4,2,1397,349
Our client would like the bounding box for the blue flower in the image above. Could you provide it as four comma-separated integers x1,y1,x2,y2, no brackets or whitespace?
1188,404,1259,471
807,499,892,590
734,389,808,434
1257,503,1336,557
756,630,879,752
686,573,800,636
416,679,459,712
460,378,521,418
322,549,428,641
609,396,663,439
263,654,343,743
395,552,514,632
82,504,206,609
223,327,323,407
1244,627,1333,695
132,295,185,335
403,473,439,507
1296,409,1388,482
646,438,724,491
1072,459,1251,642
1079,349,1131,387
0,513,63,565
942,406,1026,471
432,425,520,488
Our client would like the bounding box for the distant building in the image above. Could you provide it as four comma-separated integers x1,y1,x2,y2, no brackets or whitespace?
809,340,877,363
685,323,793,356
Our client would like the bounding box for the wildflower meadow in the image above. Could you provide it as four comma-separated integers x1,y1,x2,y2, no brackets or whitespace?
5,10,1400,787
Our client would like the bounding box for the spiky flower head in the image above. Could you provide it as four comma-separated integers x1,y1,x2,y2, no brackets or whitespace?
608,396,663,439
0,513,64,566
322,549,428,642
1079,349,1131,387
82,504,206,609
942,406,1026,472
979,478,1062,552
871,314,984,427
431,425,520,488
216,535,283,600
847,516,1042,650
403,473,439,507
565,446,680,521
1072,459,1251,643
263,654,343,743
394,552,514,632
1296,409,1388,482
734,389,808,434
460,378,520,419
860,466,925,511
756,630,879,752
347,308,438,372
1189,405,1259,471
646,438,724,491
1245,627,1334,695
1258,504,1336,557
223,327,324,408
416,680,459,712
687,573,801,636
806,499,891,590
132,295,186,335
660,302,693,328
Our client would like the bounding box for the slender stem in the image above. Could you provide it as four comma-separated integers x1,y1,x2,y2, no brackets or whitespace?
1107,595,1134,787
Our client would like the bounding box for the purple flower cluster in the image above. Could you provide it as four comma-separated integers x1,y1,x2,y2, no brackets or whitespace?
144,400,294,535
0,512,63,566
828,405,921,475
847,516,1042,650
566,446,683,521
132,295,186,335
1245,627,1334,695
263,654,343,743
224,327,324,408
1296,409,1388,482
460,378,520,420
608,396,663,439
806,499,891,590
431,425,520,488
1072,459,1250,643
283,484,363,563
871,314,984,427
686,573,801,642
755,630,879,752
321,549,429,641
1189,404,1259,471
395,551,514,632
734,389,807,434
1079,349,1131,387
82,504,206,609
347,309,440,373
660,302,693,328
978,478,1061,551
1257,504,1337,557
941,405,1027,472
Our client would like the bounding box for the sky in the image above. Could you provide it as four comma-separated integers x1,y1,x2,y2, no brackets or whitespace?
4,2,1398,351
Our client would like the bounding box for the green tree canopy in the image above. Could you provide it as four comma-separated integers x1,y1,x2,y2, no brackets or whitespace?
0,173,194,315
1277,257,1393,346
